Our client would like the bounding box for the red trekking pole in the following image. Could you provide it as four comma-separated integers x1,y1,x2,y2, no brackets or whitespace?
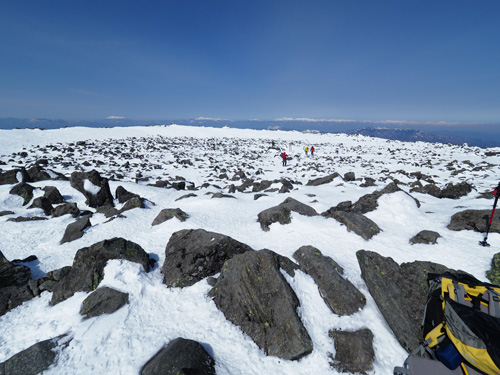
479,182,500,247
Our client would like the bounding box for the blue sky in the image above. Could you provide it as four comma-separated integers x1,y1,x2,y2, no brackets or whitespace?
1,0,499,123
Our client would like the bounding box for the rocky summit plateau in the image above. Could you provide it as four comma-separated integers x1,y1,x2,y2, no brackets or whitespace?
1,124,500,375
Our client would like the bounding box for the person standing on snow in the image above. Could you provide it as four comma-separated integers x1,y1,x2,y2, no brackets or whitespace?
304,146,309,157
310,146,315,157
281,151,288,166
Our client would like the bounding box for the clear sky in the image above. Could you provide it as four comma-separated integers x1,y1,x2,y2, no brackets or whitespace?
1,0,499,123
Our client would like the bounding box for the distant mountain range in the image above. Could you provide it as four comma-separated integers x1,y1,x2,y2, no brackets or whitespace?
0,117,498,148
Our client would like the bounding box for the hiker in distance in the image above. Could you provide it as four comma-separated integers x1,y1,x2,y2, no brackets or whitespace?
281,151,288,166
304,146,309,156
310,146,315,157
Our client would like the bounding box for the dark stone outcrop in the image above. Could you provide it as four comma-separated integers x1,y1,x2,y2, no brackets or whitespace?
80,286,129,319
119,196,146,213
0,285,34,317
115,185,140,204
43,186,64,204
152,208,189,226
0,250,31,288
51,237,150,305
410,230,441,245
0,335,70,375
306,173,341,186
293,246,365,315
140,338,216,375
70,170,114,208
252,180,272,192
257,197,318,231
344,172,355,181
412,181,473,199
356,250,453,352
25,165,52,182
447,209,500,233
0,169,30,185
60,216,92,244
162,229,253,287
329,329,375,374
9,183,35,205
0,211,14,217
209,250,311,360
52,202,80,218
328,211,381,240
27,266,72,297
486,253,500,286
28,197,54,216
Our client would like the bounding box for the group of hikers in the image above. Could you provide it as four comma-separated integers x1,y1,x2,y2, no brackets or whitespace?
280,145,315,166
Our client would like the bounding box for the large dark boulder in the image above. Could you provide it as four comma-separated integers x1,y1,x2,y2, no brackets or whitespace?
162,229,253,287
52,202,80,218
115,185,140,204
447,209,500,233
257,197,318,231
80,286,129,319
208,250,312,360
152,208,189,226
28,197,54,216
252,180,273,192
70,169,114,208
0,335,70,375
51,237,150,305
356,250,453,352
43,186,64,204
25,165,52,182
9,182,35,205
140,338,215,375
329,329,375,374
0,169,30,185
0,285,34,317
0,250,31,288
412,181,474,199
329,211,381,240
410,230,441,245
306,173,340,186
60,216,92,244
486,253,500,286
293,246,366,315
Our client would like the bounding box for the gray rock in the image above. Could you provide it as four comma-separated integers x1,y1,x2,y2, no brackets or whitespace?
9,182,35,205
306,173,341,186
257,198,318,231
70,169,114,208
43,186,64,204
344,172,356,181
293,246,365,315
410,230,441,244
448,209,500,232
252,180,273,192
80,286,129,319
414,181,474,199
60,216,92,244
329,329,375,374
140,337,215,375
115,185,140,203
152,208,190,226
0,211,14,217
52,202,80,218
26,165,52,182
28,197,54,216
0,169,30,185
119,196,146,213
330,211,381,240
351,182,420,214
162,229,253,287
0,335,70,375
6,216,47,222
486,253,500,286
51,237,150,305
0,250,31,288
356,250,453,352
0,285,34,317
209,250,311,360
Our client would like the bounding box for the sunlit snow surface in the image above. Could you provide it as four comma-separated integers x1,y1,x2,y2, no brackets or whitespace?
1,124,500,374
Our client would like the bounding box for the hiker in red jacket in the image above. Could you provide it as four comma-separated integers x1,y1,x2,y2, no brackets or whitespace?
310,146,315,157
281,152,288,166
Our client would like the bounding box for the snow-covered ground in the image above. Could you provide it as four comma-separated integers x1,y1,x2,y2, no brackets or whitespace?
1,124,499,374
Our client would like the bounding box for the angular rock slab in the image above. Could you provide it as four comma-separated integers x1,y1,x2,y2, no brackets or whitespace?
257,197,318,231
70,169,114,208
51,237,150,305
162,229,253,287
293,246,365,316
356,250,452,352
330,211,381,240
152,208,190,226
209,250,311,360
329,329,375,374
0,334,70,375
410,230,441,245
448,209,500,233
60,216,92,244
80,286,129,319
140,337,215,375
